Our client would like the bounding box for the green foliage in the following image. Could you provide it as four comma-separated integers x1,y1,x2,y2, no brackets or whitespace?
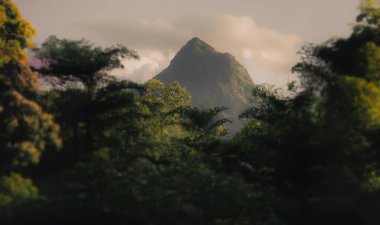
33,35,139,89
144,79,192,112
136,80,192,144
0,173,38,207
13,74,282,224
233,1,380,224
171,106,230,148
62,142,275,225
357,0,380,26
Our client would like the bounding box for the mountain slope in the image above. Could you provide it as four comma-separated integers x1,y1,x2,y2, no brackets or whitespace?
154,37,254,134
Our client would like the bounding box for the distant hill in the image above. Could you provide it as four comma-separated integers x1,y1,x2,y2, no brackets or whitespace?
154,37,254,135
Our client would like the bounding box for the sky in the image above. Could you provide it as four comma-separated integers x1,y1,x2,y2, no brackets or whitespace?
15,0,360,87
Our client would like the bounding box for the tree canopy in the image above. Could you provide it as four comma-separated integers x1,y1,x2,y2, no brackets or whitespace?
32,35,139,89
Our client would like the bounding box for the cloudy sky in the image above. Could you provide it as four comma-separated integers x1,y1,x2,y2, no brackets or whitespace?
15,0,360,86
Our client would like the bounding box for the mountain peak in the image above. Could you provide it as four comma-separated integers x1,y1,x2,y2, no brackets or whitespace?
154,38,254,135
181,37,216,54
187,37,206,45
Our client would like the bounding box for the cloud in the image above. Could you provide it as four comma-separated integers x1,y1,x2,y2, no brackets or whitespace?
75,15,302,85
111,49,176,83
187,15,302,76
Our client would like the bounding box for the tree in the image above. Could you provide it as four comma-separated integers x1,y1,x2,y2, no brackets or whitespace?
170,106,230,148
32,35,139,90
232,1,380,224
292,0,380,183
32,36,140,153
38,81,275,225
0,0,61,206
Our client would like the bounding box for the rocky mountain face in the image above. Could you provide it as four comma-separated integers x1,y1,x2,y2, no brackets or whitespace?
154,37,254,135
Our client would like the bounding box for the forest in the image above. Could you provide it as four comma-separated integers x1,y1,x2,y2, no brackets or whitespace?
2,0,380,224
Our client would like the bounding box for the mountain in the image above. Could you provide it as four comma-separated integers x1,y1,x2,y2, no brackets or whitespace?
154,37,254,135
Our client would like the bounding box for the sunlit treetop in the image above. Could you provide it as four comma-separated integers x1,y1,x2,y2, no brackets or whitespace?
0,0,36,70
0,0,62,177
357,0,380,26
292,0,380,87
